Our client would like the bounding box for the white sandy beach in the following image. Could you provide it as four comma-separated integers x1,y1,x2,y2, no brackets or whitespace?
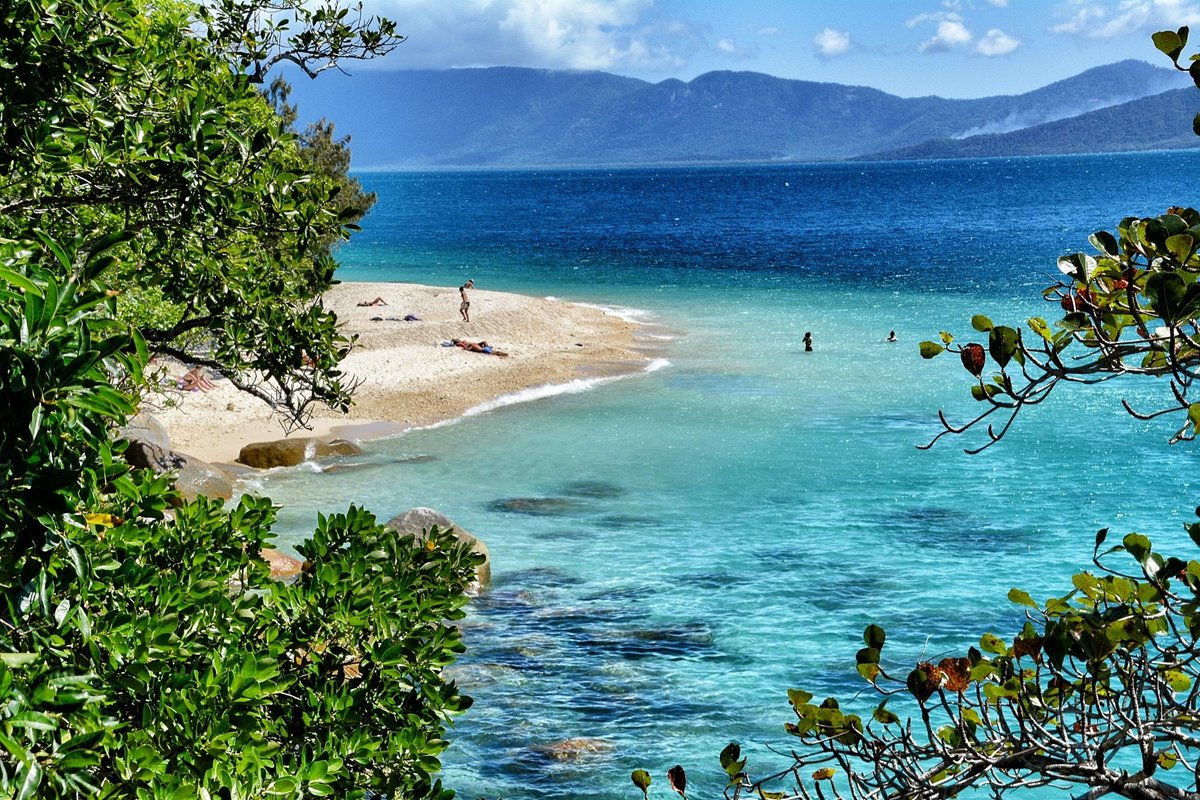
149,282,651,464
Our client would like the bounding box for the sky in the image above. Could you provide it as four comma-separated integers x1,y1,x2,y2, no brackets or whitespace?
350,0,1200,98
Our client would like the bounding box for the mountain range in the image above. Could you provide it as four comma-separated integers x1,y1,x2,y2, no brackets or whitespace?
283,59,1197,167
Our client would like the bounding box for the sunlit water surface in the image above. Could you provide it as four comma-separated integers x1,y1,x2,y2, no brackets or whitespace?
251,154,1200,799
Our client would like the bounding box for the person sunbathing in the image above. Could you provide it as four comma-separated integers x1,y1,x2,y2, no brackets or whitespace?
452,339,508,357
357,297,388,307
180,366,216,391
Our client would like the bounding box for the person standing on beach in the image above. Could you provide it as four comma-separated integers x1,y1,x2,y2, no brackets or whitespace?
803,331,813,352
459,279,474,322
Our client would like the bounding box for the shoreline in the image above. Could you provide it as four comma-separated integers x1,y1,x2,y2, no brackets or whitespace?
149,282,656,465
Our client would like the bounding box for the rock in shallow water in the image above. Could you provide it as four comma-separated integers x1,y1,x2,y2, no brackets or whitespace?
487,497,586,516
530,738,615,762
237,437,363,469
556,480,624,498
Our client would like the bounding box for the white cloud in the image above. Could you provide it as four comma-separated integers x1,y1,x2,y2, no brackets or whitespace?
812,27,853,58
907,10,965,28
1050,0,1200,40
976,27,1020,54
757,26,779,36
714,36,758,59
920,19,974,51
986,0,1009,7
363,0,696,73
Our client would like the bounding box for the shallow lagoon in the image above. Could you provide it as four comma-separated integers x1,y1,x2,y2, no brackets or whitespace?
257,153,1200,799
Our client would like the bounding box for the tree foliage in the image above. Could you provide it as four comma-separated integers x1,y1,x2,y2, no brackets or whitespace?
635,28,1200,800
0,1,484,797
1,0,377,428
917,29,1200,454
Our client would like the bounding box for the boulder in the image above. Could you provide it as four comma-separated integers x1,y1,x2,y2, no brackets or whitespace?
172,453,234,504
261,548,304,581
119,413,171,450
123,438,185,472
385,507,490,591
122,439,233,504
237,437,364,469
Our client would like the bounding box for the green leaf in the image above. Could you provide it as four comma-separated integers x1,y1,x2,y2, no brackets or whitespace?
872,701,899,725
919,341,945,359
980,633,1008,655
1027,317,1052,341
719,742,742,773
1153,29,1185,61
1145,272,1189,323
857,662,880,682
1158,750,1180,770
16,761,42,800
1057,253,1095,281
1123,533,1152,562
971,314,994,332
0,653,38,668
1089,230,1120,255
970,384,1001,401
856,646,880,665
1007,588,1037,609
863,624,886,650
939,330,954,345
631,769,652,799
988,325,1019,369
1163,670,1191,692
1189,404,1200,435
1167,233,1195,262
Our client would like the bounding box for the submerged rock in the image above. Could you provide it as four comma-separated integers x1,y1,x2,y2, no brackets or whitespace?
385,507,490,591
530,738,615,762
557,480,624,499
488,497,586,516
237,437,364,469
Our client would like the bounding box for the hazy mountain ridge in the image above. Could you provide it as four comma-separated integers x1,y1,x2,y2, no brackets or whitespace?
864,86,1200,160
283,59,1191,167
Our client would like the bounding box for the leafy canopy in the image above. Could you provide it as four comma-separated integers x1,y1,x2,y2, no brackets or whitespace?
0,1,484,798
1,0,389,428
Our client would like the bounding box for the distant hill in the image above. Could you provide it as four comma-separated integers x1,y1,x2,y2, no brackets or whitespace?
863,86,1200,160
283,59,1189,167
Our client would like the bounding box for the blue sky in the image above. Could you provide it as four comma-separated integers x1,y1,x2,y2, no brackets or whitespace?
356,0,1200,97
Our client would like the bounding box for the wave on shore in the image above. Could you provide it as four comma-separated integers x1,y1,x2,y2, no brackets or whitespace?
454,357,670,421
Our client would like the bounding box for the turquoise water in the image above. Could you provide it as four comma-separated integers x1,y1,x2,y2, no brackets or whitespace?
255,154,1200,799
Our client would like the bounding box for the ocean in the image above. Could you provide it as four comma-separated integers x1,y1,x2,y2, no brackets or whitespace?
252,153,1200,799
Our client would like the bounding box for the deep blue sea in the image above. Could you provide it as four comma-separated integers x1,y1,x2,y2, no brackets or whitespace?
255,153,1200,799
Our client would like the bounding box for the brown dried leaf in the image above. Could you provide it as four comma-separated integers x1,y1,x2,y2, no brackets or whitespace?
938,657,972,693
